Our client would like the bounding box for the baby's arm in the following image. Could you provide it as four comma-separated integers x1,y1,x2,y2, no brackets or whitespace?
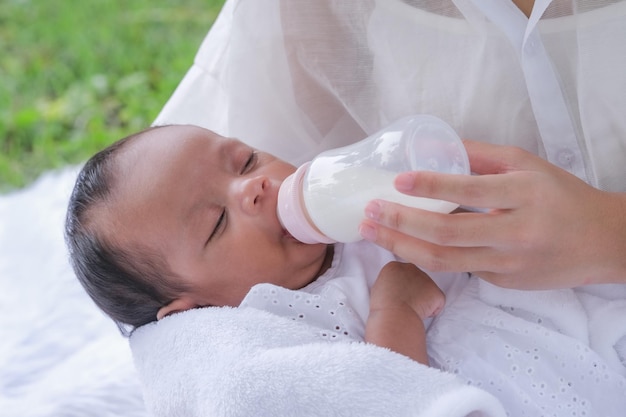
365,262,445,365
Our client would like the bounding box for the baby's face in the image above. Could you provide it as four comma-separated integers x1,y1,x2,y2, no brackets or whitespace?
98,125,329,308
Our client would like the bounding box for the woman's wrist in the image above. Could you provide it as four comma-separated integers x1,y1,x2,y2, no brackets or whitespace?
590,191,626,285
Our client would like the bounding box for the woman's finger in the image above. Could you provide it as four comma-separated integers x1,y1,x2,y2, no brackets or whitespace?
363,200,511,248
358,218,510,274
393,170,530,210
461,139,543,175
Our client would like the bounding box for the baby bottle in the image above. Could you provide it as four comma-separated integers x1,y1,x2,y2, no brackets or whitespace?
277,115,470,244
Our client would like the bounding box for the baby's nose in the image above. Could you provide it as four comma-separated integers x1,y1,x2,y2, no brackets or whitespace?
234,175,269,215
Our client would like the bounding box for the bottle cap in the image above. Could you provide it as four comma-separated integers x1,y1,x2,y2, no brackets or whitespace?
277,162,335,244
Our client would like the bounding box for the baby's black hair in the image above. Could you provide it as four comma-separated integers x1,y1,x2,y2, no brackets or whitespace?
64,126,188,336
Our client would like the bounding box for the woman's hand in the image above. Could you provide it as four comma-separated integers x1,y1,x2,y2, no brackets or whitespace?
359,140,626,290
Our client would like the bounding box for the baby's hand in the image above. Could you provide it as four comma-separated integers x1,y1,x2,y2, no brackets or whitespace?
370,261,445,320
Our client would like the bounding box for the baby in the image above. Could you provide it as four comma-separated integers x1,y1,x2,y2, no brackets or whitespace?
65,124,444,364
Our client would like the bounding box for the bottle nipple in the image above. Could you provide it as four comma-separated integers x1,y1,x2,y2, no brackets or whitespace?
277,163,335,244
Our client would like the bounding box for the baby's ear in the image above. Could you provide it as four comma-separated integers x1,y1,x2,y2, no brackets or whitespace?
156,297,197,320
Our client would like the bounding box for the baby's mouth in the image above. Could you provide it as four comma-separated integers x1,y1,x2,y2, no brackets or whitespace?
281,227,300,242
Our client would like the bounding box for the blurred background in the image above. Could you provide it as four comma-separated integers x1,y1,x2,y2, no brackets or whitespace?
0,0,226,193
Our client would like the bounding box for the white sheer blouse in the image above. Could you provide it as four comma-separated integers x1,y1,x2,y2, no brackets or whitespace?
155,0,626,192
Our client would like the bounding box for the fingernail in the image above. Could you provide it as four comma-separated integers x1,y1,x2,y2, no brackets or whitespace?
359,222,377,241
364,200,382,221
395,173,413,192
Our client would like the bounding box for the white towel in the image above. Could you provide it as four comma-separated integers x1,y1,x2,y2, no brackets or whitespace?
130,306,506,417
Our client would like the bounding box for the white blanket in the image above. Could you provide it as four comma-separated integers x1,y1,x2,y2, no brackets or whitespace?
0,169,148,417
130,306,506,417
129,277,626,417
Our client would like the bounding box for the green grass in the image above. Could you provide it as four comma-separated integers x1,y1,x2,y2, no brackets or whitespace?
0,0,225,192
